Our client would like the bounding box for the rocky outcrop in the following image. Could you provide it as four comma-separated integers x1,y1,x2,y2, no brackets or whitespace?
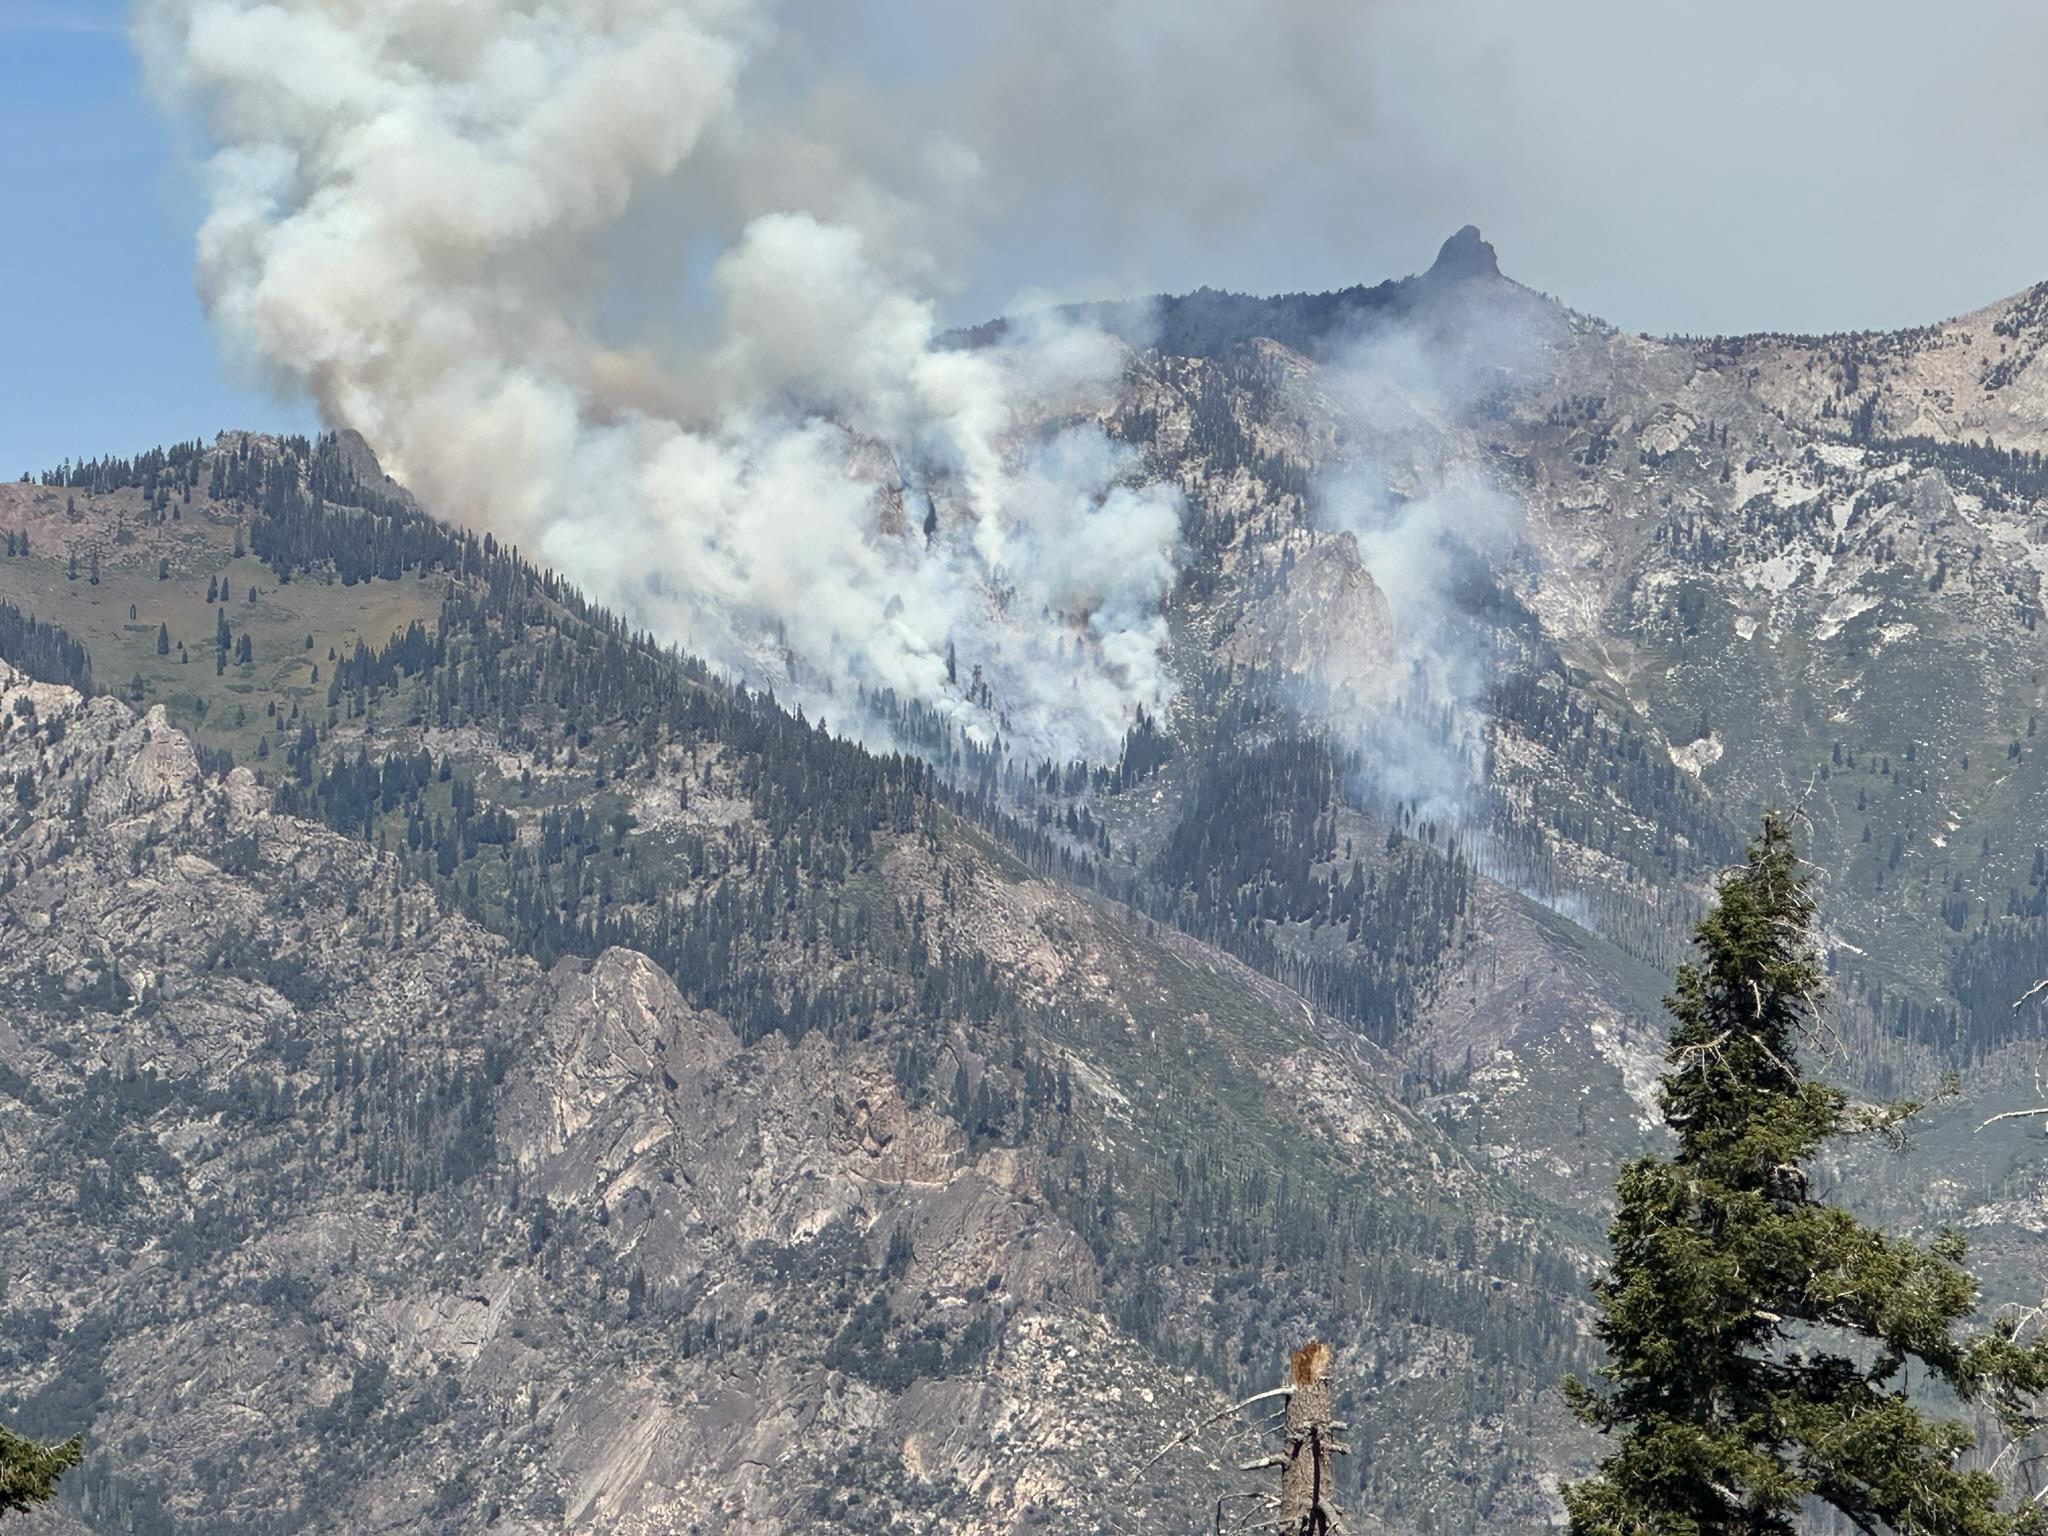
0,675,1235,1535
1427,224,1501,281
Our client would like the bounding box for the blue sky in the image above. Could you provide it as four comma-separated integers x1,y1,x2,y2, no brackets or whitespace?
0,0,310,476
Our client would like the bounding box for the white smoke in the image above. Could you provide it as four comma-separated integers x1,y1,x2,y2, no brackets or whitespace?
1316,470,1517,824
133,0,1183,762
1306,286,1543,823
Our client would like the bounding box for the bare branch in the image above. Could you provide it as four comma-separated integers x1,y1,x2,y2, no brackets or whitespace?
1140,1385,1296,1475
1978,1107,2048,1133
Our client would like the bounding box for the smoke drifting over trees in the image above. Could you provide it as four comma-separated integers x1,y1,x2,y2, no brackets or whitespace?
136,0,1184,761
131,2,1554,785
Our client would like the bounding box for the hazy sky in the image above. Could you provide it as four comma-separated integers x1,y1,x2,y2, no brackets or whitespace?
4,0,2046,473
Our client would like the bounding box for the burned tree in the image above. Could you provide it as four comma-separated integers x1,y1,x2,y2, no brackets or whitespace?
1150,1338,1349,1534
1277,1341,1342,1532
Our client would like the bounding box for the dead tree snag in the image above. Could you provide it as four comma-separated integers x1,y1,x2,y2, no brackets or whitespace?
1277,1340,1342,1532
1145,1338,1349,1533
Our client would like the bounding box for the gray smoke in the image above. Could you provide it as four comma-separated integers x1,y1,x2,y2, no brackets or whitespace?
131,1,1584,777
133,0,1185,762
1304,281,1546,823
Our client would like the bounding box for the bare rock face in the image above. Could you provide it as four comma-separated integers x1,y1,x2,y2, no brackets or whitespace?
0,672,1239,1535
84,704,204,825
507,948,739,1170
1220,532,1399,704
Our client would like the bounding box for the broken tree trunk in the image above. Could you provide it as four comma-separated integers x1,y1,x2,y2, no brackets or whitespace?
1148,1338,1349,1533
1277,1340,1342,1533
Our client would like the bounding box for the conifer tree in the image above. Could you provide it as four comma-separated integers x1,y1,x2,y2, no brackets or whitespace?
1566,814,2048,1536
0,1419,81,1519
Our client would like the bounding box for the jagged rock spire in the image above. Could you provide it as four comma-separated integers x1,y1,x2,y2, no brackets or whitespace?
1428,224,1500,280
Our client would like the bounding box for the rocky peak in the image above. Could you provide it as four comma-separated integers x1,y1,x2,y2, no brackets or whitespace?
1428,224,1501,281
326,427,394,486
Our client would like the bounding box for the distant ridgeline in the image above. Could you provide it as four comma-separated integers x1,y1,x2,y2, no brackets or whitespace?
948,225,1507,362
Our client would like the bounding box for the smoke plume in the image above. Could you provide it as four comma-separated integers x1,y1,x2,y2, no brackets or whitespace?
133,0,1185,762
1304,276,1546,823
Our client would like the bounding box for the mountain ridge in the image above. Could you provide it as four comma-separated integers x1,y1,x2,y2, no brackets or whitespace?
5,231,2048,1531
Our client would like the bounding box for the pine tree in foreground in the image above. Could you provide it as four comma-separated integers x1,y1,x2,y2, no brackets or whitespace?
1565,814,2048,1536
0,1419,82,1521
